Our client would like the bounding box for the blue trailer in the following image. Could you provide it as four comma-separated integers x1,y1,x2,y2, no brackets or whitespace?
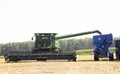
93,34,114,61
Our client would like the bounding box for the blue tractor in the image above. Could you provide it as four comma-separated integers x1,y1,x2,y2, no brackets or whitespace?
115,40,120,60
93,34,114,61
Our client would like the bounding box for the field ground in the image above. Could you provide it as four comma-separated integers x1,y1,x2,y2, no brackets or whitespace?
0,55,120,74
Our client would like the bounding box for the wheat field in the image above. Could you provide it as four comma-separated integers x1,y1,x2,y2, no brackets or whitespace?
0,55,120,74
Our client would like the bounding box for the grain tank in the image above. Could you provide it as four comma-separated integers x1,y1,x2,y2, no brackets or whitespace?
93,34,114,61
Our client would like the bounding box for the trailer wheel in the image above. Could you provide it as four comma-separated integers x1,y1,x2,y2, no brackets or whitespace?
94,55,99,61
109,53,114,61
94,53,99,61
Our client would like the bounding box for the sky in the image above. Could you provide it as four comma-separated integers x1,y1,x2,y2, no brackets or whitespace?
0,0,120,43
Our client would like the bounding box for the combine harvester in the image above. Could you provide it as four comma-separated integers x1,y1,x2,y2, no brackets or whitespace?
93,34,114,61
4,30,101,62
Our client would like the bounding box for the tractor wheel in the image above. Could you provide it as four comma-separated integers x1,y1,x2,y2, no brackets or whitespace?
116,50,120,60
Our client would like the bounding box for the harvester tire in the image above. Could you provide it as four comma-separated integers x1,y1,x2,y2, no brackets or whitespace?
4,56,10,63
37,59,46,61
5,58,10,63
73,57,76,61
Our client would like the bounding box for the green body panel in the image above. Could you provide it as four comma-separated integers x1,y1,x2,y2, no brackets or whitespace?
33,30,101,51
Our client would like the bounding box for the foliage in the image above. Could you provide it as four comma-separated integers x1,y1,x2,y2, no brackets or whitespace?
59,38,95,50
0,37,116,55
0,41,34,55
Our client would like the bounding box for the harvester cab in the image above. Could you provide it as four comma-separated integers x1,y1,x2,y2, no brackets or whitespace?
32,33,59,53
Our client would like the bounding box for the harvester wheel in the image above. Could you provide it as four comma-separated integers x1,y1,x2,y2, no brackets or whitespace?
4,56,10,63
73,57,76,61
5,58,10,63
37,59,46,61
13,59,19,62
54,49,60,53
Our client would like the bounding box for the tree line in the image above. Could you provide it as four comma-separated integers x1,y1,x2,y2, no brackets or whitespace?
59,38,94,50
0,37,116,55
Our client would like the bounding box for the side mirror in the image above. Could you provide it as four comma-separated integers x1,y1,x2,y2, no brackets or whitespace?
31,37,34,40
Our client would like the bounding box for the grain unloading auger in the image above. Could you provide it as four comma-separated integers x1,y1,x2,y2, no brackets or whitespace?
4,30,101,62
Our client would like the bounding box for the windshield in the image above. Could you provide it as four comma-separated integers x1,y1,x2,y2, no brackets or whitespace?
39,36,51,47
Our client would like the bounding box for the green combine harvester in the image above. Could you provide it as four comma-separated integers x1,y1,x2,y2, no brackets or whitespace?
4,30,101,62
